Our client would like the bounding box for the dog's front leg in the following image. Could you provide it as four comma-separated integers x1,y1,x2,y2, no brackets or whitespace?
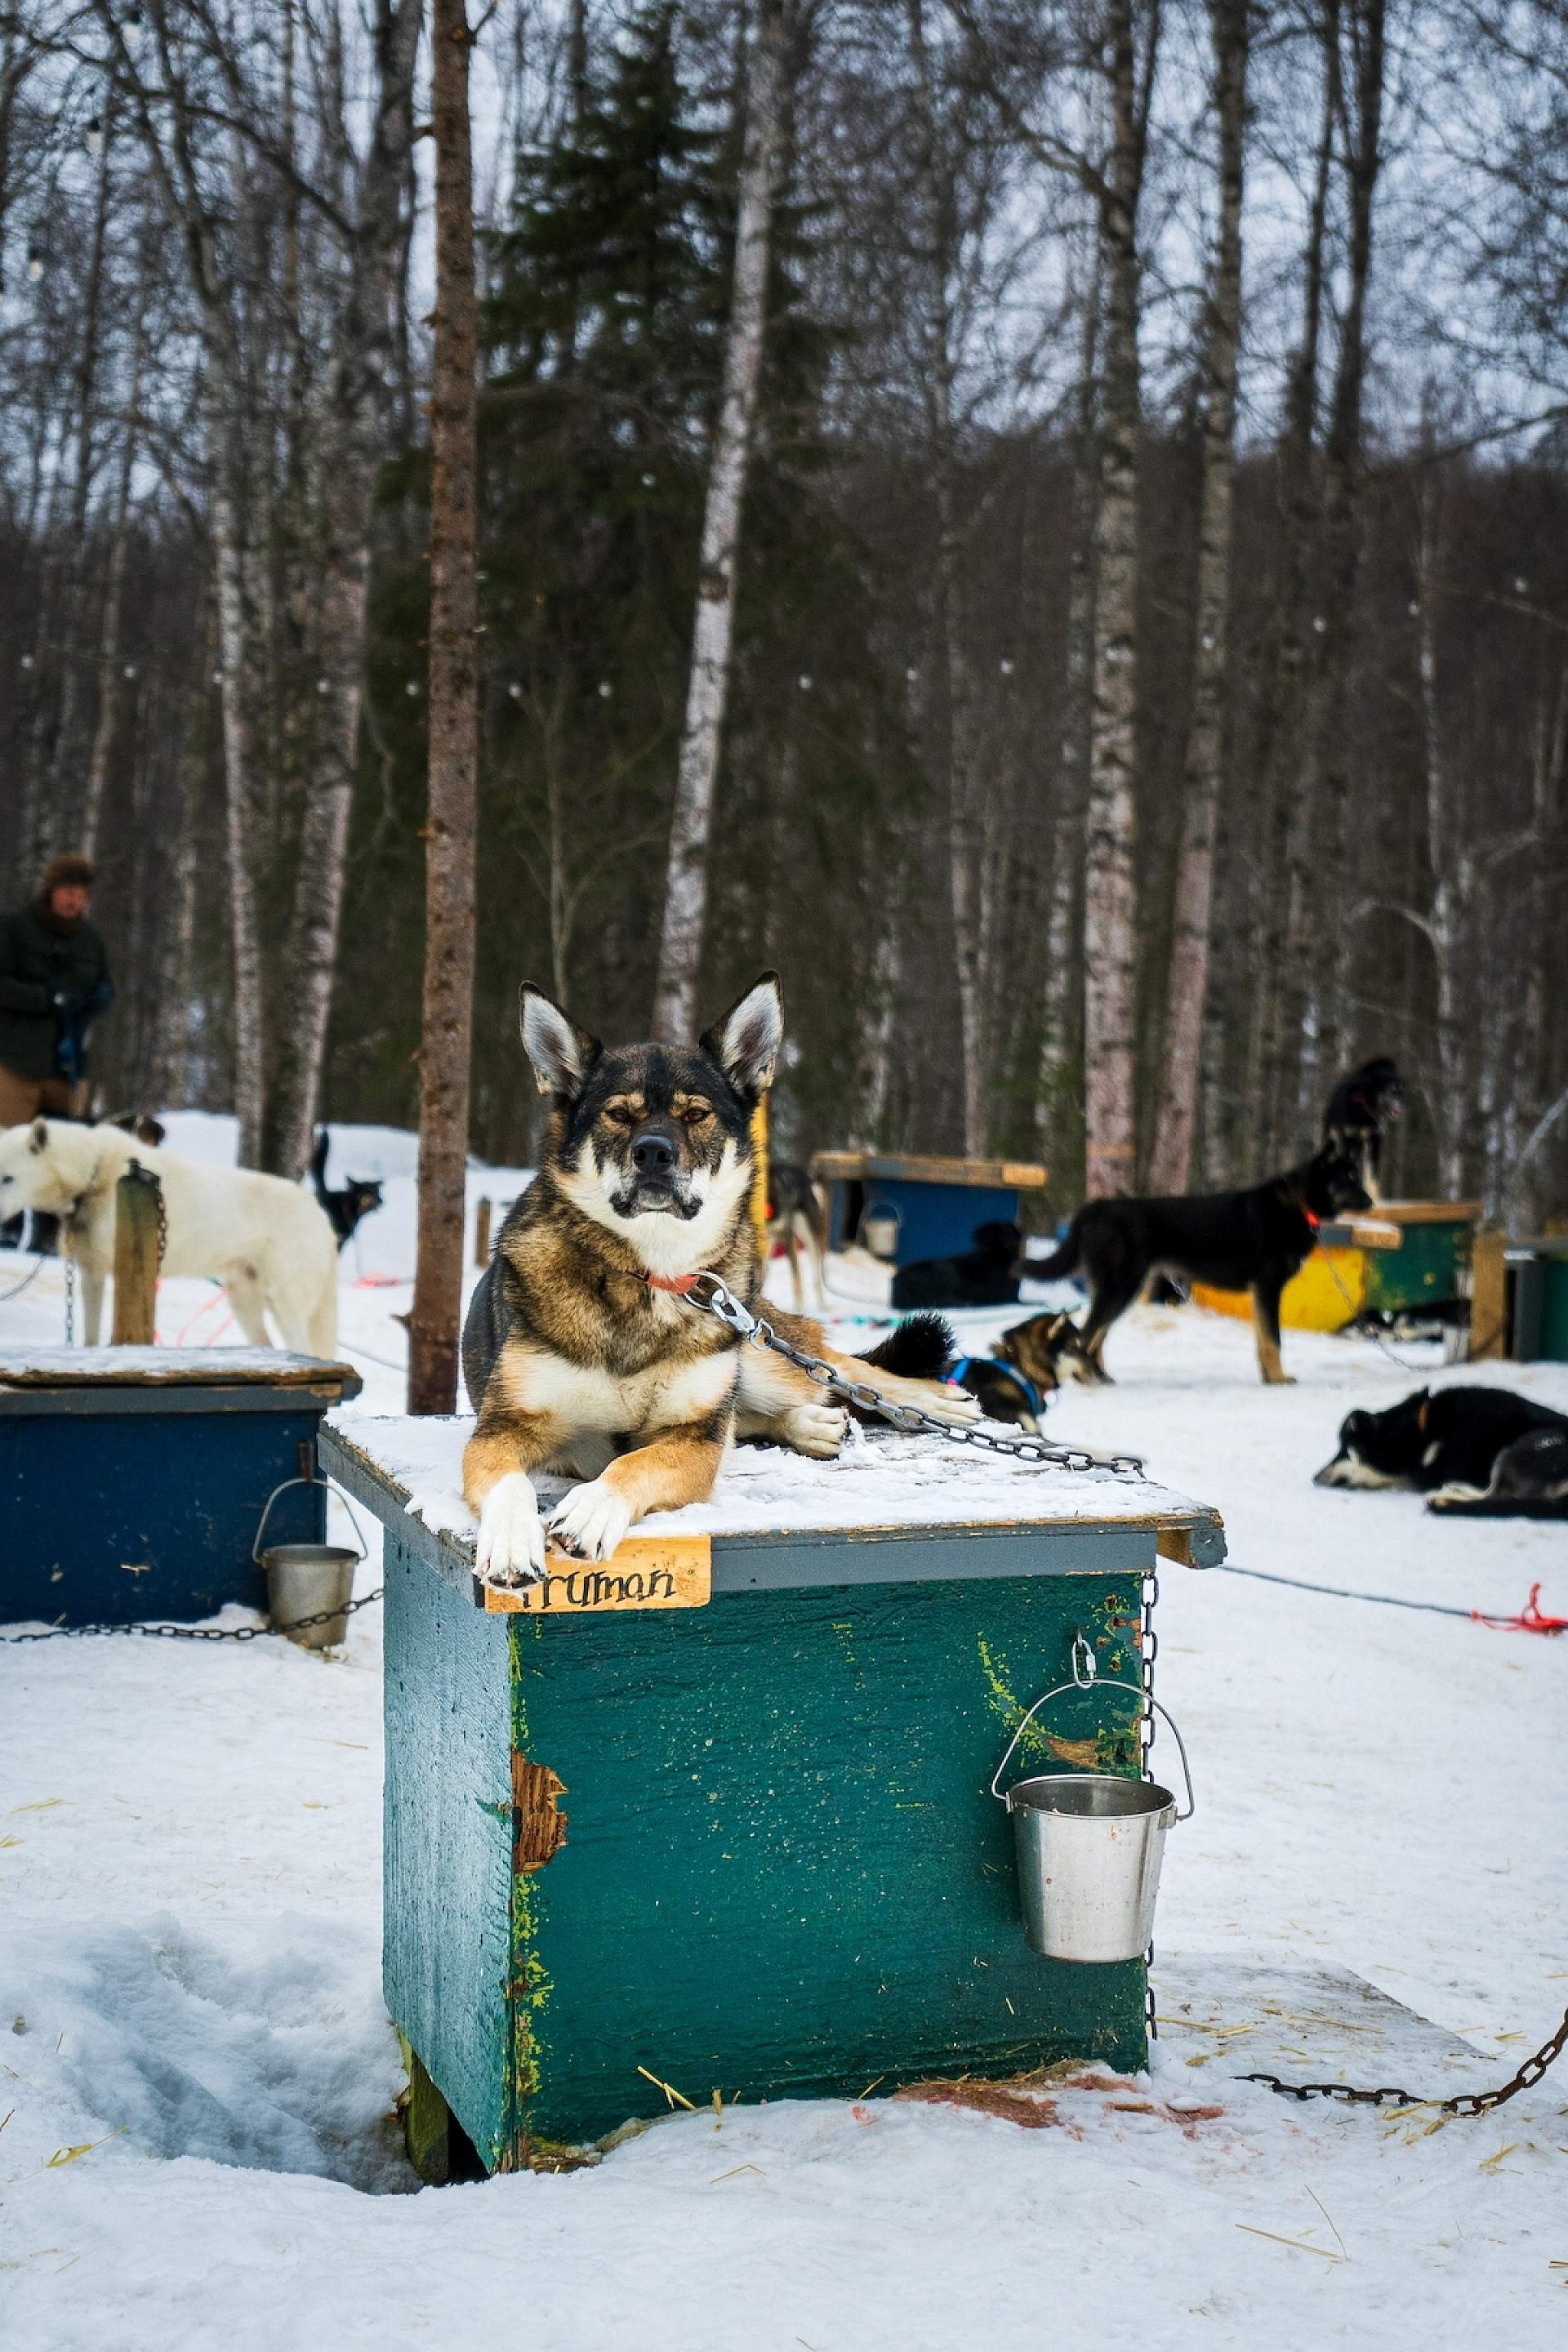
463,1410,563,1588
79,1262,105,1346
735,1340,849,1457
547,1414,730,1564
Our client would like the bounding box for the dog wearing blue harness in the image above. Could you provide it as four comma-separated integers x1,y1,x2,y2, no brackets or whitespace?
947,1310,1096,1431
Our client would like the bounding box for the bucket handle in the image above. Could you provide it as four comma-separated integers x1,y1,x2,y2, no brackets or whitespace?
252,1473,368,1568
989,1677,1196,1823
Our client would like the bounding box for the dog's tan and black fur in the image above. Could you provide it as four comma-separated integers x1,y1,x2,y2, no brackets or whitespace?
461,973,977,1584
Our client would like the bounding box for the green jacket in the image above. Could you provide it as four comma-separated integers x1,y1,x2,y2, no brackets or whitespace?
0,902,114,1083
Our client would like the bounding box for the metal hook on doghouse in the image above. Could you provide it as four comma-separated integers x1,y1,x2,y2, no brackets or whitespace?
989,1675,1195,1821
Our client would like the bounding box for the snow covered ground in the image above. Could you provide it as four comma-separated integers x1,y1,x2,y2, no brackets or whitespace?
2,1131,1566,2349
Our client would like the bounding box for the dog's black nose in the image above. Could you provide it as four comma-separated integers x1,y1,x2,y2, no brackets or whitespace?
631,1130,676,1177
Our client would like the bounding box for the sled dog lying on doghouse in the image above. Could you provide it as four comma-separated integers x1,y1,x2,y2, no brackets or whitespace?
1315,1385,1568,1517
1029,1141,1373,1384
461,974,978,1585
0,1116,339,1352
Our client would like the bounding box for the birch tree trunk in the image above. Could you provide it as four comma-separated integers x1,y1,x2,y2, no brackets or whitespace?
1254,3,1337,1165
47,95,116,816
1295,0,1386,1118
263,0,422,1179
210,452,269,1169
1081,0,1152,1199
650,0,786,1042
1147,0,1248,1195
1414,480,1472,1199
81,311,146,862
408,0,481,1415
1038,245,1101,1168
906,0,989,1152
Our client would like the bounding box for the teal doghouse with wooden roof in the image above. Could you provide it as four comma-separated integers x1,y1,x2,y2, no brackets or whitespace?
325,1417,1223,2176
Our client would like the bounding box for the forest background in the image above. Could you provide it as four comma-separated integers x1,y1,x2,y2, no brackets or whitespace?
3,0,1567,1225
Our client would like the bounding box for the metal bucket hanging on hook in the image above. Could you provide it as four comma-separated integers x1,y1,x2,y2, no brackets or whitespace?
252,1459,368,1650
990,1645,1195,1964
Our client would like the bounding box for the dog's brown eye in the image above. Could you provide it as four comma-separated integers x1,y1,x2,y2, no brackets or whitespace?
680,1104,710,1125
604,1103,636,1126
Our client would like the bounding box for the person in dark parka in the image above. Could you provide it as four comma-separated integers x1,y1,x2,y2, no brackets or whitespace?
0,851,114,1127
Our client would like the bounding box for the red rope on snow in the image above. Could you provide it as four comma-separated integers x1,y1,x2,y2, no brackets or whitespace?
1471,1583,1568,1637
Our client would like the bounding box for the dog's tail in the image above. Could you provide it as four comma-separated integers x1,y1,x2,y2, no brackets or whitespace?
1030,1212,1084,1282
859,1312,954,1382
310,1127,331,1200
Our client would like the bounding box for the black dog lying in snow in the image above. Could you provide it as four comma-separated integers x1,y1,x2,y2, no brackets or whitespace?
1315,1386,1568,1517
310,1128,385,1250
890,1220,1022,1312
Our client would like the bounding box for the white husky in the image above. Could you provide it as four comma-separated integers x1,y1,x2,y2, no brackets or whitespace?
0,1118,339,1355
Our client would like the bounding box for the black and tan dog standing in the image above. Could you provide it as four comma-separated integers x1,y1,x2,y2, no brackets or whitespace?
1031,1142,1373,1385
461,974,977,1584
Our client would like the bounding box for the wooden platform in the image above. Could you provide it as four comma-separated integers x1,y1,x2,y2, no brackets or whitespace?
325,1414,1224,2172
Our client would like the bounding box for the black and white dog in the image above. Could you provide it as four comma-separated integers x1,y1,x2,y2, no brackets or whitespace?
1315,1385,1568,1517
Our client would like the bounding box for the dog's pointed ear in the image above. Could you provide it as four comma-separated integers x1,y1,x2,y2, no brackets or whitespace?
29,1118,47,1154
519,985,601,1101
699,973,782,1102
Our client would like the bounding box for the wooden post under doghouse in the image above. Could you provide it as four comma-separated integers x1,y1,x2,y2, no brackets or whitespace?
324,1417,1224,2176
474,1196,492,1270
110,1160,163,1345
1468,1227,1509,1360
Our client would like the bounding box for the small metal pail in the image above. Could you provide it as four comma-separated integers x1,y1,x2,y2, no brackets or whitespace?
858,1205,902,1261
991,1655,1194,1964
252,1472,368,1650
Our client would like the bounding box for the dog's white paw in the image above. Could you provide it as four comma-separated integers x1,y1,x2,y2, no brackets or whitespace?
906,1381,981,1429
476,1472,546,1587
547,1478,632,1564
783,1401,849,1459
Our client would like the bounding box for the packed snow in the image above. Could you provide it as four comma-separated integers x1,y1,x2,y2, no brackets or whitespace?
2,1122,1566,2349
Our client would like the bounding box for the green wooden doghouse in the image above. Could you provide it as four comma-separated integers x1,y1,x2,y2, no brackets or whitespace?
323,1417,1224,2177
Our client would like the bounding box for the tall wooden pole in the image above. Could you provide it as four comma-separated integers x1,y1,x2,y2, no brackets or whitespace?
408,0,480,1414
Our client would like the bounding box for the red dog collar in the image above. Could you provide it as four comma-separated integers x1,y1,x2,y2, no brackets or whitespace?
1303,1206,1321,1232
645,1272,702,1294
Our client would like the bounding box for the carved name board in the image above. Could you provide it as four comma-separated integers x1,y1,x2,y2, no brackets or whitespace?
477,1534,711,1615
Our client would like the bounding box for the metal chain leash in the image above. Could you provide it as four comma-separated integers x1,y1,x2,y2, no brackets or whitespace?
683,1273,1147,1476
0,1589,383,1646
1141,1565,1160,2043
151,1167,169,1268
1241,2002,1568,2118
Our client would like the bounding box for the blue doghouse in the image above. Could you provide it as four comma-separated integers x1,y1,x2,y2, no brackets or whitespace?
0,1348,362,1627
811,1152,1048,1271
